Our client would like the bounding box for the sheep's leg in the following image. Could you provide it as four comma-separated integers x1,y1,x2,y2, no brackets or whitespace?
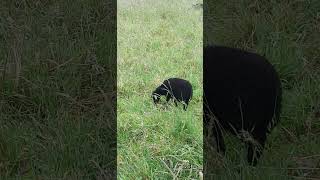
183,104,187,111
166,95,171,102
183,101,189,111
204,113,226,154
174,100,178,107
204,114,215,151
212,120,226,154
247,132,266,166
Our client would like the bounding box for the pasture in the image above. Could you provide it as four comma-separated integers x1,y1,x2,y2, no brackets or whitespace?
117,0,203,179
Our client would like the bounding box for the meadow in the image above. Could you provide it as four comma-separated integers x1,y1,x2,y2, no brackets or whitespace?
1,0,319,179
118,0,320,179
117,0,203,179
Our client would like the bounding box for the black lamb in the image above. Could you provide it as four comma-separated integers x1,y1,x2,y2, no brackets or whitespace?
203,45,282,166
152,78,193,110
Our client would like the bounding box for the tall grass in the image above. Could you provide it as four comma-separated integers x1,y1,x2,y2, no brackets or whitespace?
0,0,116,179
205,0,320,179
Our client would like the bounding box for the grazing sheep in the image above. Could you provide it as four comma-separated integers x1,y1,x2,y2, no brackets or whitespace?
152,78,193,110
203,45,282,166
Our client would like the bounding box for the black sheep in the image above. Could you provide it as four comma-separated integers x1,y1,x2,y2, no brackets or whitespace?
203,45,282,166
152,78,193,110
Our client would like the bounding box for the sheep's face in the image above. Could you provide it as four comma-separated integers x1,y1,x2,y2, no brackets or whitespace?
152,93,160,104
152,85,168,104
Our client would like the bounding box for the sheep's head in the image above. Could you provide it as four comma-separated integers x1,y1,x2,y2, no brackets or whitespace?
152,84,168,104
151,92,161,104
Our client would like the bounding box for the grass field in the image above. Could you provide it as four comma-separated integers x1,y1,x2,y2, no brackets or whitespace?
1,0,319,179
205,0,320,179
0,1,116,179
118,0,320,179
117,0,203,179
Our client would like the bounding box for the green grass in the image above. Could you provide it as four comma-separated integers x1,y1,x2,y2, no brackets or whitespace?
205,0,320,179
117,0,203,179
0,0,116,179
1,0,319,179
